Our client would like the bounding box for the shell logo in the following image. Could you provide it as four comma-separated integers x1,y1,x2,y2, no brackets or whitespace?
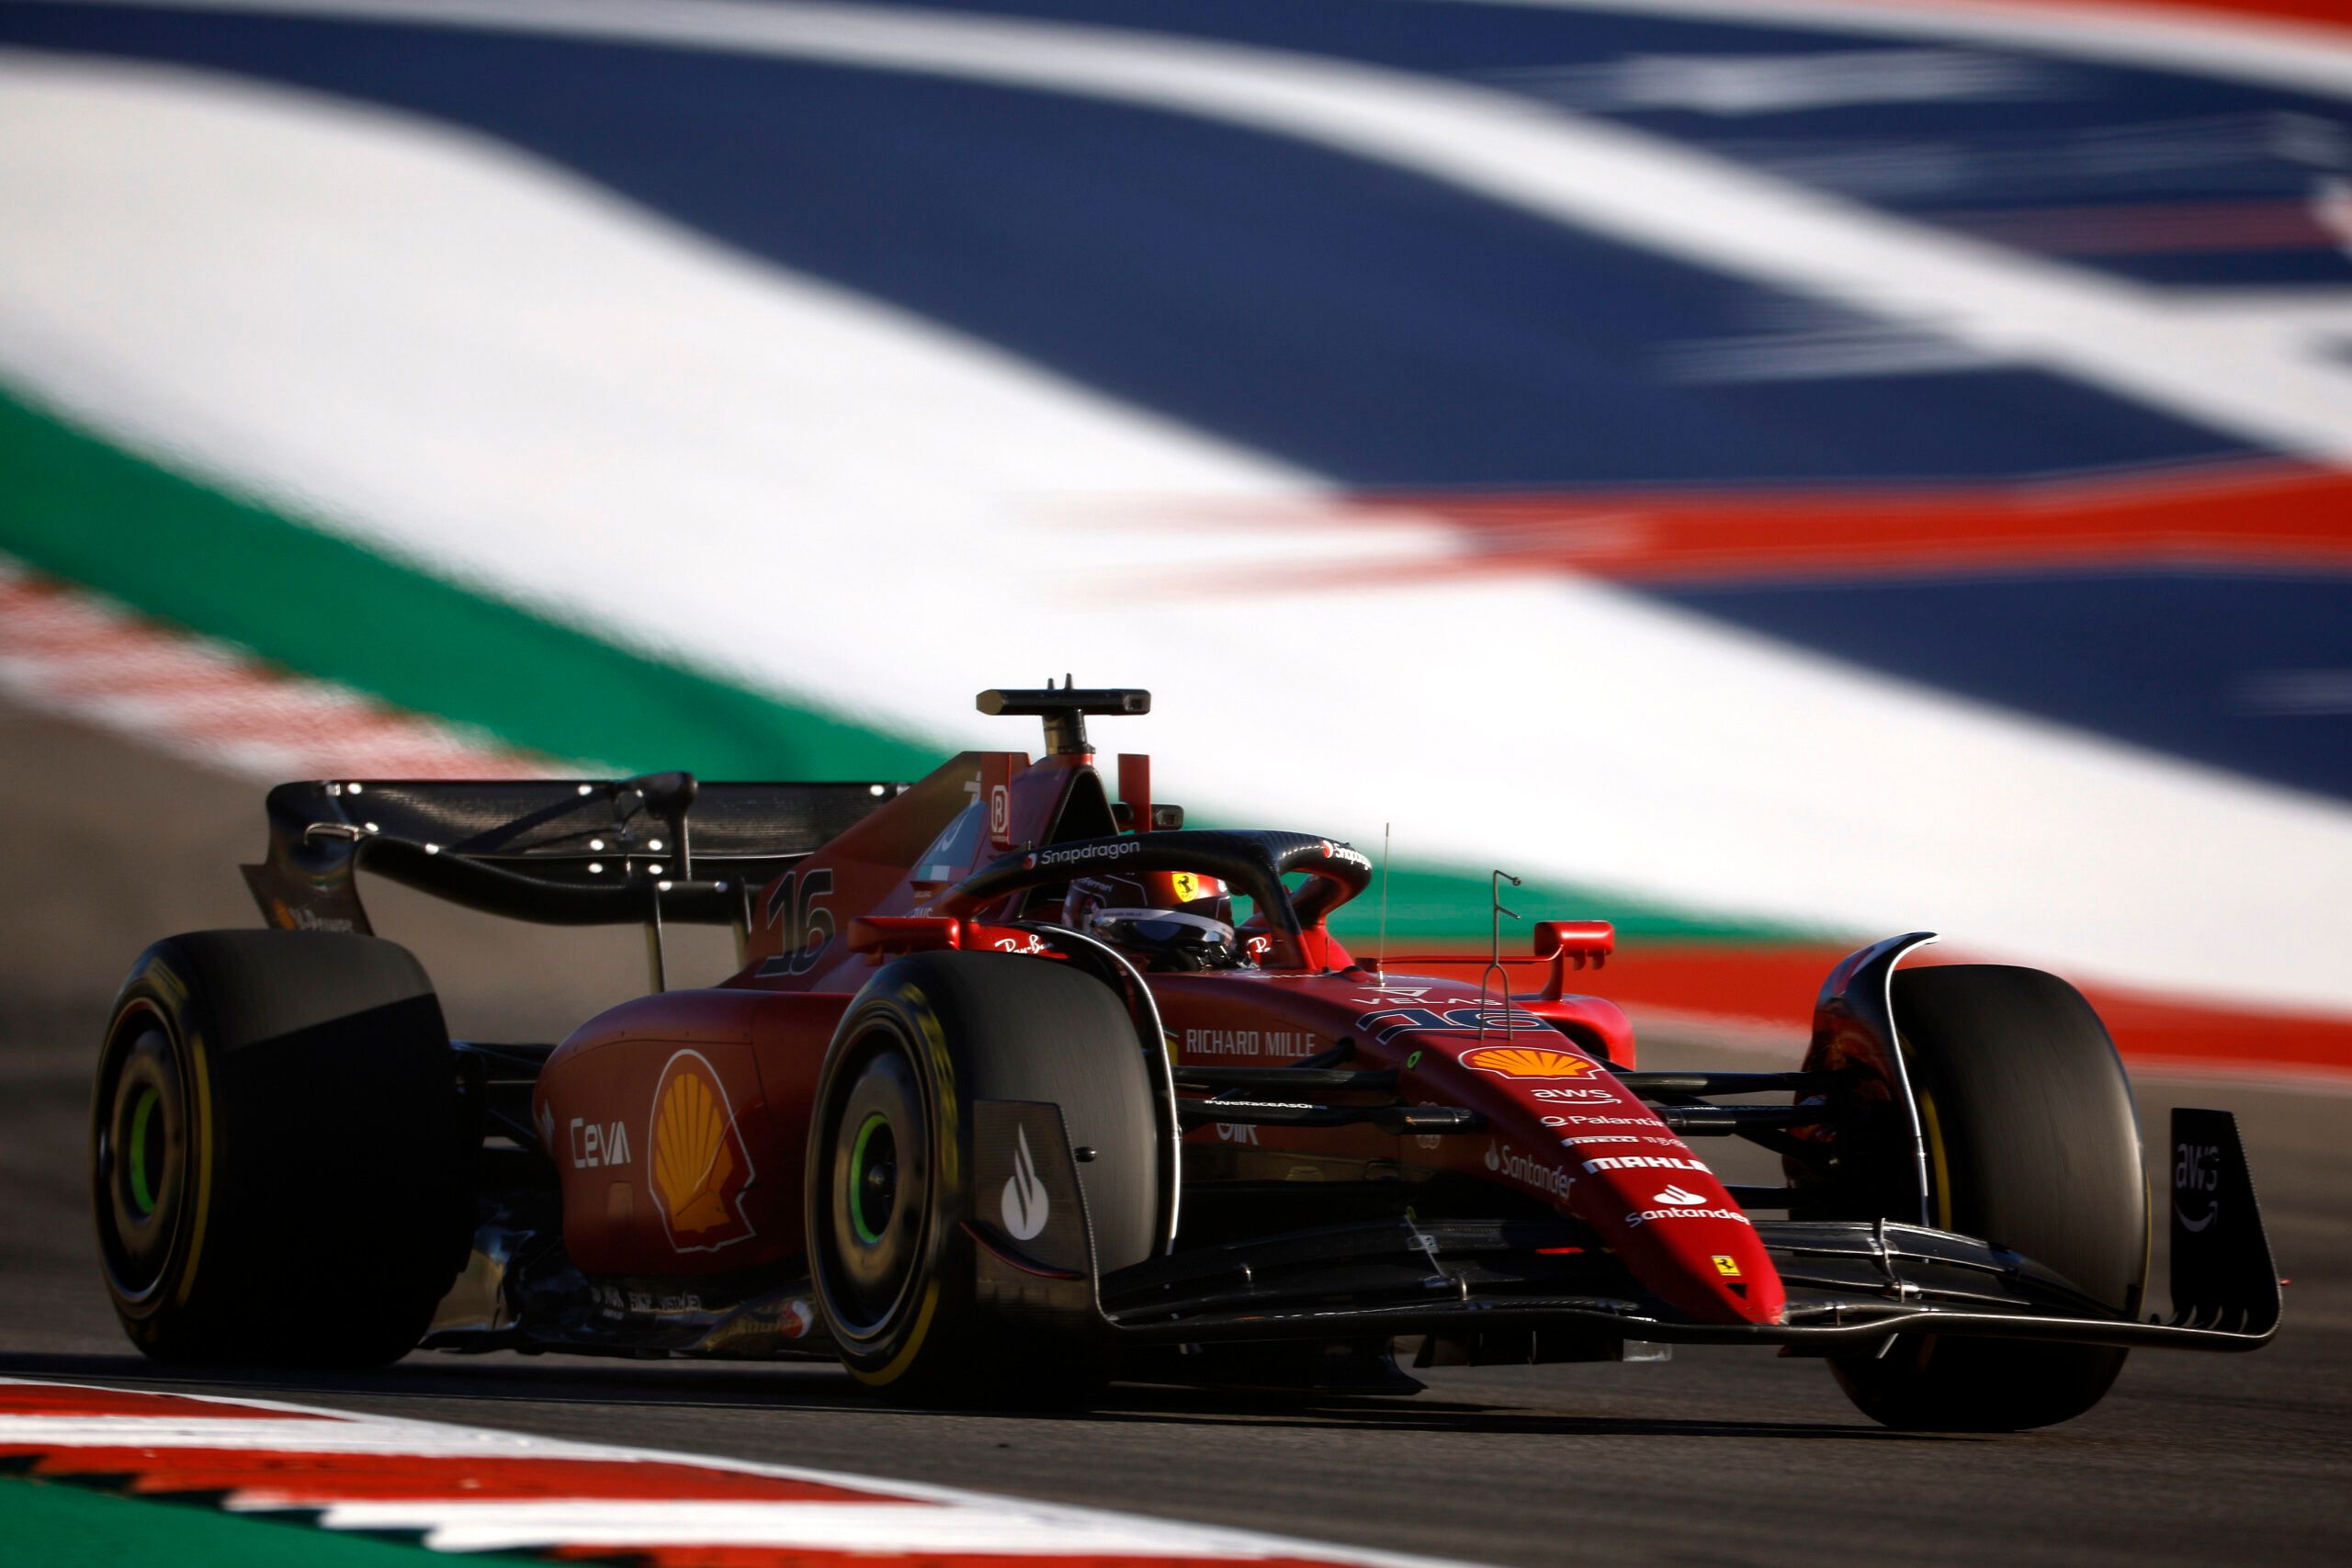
649,1050,759,1252
1460,1044,1600,1080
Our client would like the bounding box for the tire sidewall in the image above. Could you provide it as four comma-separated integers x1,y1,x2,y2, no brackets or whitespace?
1832,964,2148,1430
91,946,217,1350
804,951,1159,1402
88,931,465,1366
806,979,974,1389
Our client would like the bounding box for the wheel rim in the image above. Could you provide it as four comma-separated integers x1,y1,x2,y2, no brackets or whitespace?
819,1033,930,1342
126,1085,162,1216
848,1112,898,1246
94,1009,191,1305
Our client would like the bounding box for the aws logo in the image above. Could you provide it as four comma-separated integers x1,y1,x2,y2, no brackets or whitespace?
650,1050,759,1253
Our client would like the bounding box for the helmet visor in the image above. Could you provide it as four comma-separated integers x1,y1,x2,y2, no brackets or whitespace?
1092,908,1235,952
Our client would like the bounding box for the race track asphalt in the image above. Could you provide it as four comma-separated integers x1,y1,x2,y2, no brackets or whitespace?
2,691,2346,1568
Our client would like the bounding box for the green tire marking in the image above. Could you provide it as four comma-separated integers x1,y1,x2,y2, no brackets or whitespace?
125,1087,158,1216
848,1111,891,1245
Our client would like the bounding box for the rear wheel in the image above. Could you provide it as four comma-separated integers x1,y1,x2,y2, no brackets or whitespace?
1829,964,2149,1431
806,951,1159,1406
92,931,471,1365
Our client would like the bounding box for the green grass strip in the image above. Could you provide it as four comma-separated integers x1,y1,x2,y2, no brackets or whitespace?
0,1476,457,1568
0,384,931,782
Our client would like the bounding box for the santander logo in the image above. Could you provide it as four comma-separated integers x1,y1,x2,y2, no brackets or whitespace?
1653,1184,1707,1206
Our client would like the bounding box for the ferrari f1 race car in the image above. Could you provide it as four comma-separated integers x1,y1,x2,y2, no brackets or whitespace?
90,686,2278,1430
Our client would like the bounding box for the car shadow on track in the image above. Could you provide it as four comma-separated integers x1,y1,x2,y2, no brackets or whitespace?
0,1350,1946,1442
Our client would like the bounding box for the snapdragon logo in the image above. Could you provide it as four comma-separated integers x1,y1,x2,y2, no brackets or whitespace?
1484,1141,1574,1199
1032,840,1141,869
1319,840,1374,873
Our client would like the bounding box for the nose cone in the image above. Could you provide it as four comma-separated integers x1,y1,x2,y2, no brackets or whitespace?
1575,1165,1784,1325
1386,1018,1787,1325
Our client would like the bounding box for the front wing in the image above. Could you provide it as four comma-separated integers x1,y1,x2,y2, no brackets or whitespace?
973,1103,2281,1357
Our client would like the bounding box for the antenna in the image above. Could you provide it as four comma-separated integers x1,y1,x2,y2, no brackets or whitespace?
1479,868,1522,1043
1376,822,1392,978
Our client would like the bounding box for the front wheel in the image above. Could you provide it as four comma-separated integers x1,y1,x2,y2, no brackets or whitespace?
805,951,1159,1405
1829,964,2149,1431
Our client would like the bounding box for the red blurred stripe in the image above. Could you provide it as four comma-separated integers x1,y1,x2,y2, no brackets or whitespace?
546,1552,1357,1568
0,1384,324,1420
1943,199,2340,255
1142,462,2352,593
5,1447,900,1505
1396,943,2352,1079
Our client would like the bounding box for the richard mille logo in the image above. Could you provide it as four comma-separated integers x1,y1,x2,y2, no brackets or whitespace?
1001,1125,1049,1241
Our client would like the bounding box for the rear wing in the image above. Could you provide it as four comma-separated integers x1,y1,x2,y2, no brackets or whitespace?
243,774,900,946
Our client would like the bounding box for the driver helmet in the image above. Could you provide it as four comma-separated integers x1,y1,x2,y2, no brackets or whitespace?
1063,870,1238,971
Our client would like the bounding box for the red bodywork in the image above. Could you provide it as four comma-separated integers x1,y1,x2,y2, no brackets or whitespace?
536,747,1784,1327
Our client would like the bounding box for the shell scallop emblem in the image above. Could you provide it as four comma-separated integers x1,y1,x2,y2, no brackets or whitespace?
1459,1044,1600,1079
648,1050,758,1251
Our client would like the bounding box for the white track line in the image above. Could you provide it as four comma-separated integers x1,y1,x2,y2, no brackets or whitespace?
276,1500,1351,1556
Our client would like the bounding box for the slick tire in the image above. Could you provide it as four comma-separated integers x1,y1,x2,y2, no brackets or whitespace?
806,951,1158,1407
91,931,471,1366
1830,964,2149,1432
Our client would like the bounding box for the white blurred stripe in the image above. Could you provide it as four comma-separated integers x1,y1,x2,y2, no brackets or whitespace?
32,0,2352,457
275,1500,1301,1556
1416,0,2352,100
0,1416,589,1453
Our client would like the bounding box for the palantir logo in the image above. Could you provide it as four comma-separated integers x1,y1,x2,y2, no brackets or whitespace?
1001,1125,1050,1241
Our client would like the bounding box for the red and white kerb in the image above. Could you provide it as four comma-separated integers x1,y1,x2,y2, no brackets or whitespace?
0,1377,1474,1568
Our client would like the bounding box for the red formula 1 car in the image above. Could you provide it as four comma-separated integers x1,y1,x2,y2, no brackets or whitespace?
90,687,2278,1429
